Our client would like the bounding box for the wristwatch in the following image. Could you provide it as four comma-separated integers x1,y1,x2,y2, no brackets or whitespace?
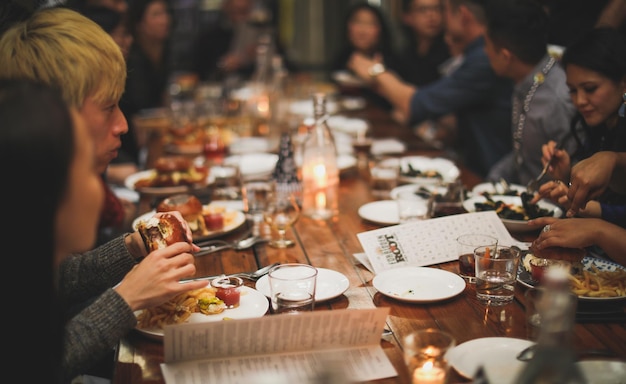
368,63,386,78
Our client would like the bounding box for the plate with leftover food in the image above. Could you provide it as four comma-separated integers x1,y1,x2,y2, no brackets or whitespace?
472,182,526,197
134,285,268,340
462,193,562,232
517,253,626,301
372,267,465,303
132,200,246,242
125,156,209,195
396,156,460,184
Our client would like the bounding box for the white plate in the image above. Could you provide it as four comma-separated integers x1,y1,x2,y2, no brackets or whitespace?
341,96,366,110
446,337,534,383
390,183,448,200
134,285,269,340
462,195,562,232
111,186,140,203
331,70,368,88
577,360,626,383
372,267,466,303
255,268,350,302
132,201,246,242
125,169,211,196
358,200,399,225
472,182,526,197
338,154,357,171
228,137,272,155
397,156,460,184
223,153,278,179
517,254,626,301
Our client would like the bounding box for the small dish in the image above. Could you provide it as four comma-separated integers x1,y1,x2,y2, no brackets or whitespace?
255,268,350,302
396,156,460,184
358,200,399,225
446,337,534,383
372,267,466,303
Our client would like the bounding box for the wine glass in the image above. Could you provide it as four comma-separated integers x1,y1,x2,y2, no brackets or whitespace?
264,192,300,248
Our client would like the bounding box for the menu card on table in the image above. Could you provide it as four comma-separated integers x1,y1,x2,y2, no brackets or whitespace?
357,211,527,274
160,307,397,383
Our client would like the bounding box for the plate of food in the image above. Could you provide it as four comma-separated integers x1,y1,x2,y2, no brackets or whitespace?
472,182,526,197
134,285,269,340
255,268,350,302
372,267,466,303
446,337,534,383
390,183,448,200
396,156,460,184
132,194,246,242
125,156,210,195
518,253,626,301
462,193,562,232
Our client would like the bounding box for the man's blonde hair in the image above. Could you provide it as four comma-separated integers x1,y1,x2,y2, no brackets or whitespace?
0,6,126,108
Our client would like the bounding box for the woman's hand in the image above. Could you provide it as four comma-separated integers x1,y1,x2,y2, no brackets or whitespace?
530,179,570,207
114,242,207,311
567,151,617,217
528,217,596,250
541,140,571,181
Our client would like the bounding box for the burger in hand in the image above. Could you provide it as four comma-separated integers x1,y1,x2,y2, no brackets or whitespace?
137,213,190,252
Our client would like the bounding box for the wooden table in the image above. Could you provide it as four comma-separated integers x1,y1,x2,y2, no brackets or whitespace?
114,98,626,384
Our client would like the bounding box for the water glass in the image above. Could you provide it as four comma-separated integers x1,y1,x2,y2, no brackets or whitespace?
394,190,430,223
369,158,399,198
456,234,498,282
474,245,521,305
268,263,317,314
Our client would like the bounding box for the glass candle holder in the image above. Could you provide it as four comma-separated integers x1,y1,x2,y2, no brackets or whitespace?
403,329,456,384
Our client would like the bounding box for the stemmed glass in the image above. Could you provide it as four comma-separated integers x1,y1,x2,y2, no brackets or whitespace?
264,192,300,248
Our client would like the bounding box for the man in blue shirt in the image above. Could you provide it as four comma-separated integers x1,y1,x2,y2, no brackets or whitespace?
348,0,513,177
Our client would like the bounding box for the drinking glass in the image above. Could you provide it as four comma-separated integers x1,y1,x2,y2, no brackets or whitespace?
264,192,300,248
474,245,521,305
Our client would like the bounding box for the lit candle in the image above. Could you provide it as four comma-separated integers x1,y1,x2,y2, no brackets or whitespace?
412,361,445,384
313,163,327,188
315,191,326,210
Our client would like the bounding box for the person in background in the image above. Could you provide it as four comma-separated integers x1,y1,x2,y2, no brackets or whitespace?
348,0,514,178
483,0,576,185
397,0,456,150
397,0,450,87
125,0,173,112
0,10,209,382
530,151,626,266
331,1,398,110
65,0,127,13
81,4,140,189
193,0,261,82
531,27,626,226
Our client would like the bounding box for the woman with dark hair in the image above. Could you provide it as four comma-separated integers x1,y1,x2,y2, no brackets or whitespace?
533,27,626,226
125,0,173,111
331,2,399,109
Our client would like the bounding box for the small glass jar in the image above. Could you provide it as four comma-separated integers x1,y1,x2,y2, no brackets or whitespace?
210,275,244,308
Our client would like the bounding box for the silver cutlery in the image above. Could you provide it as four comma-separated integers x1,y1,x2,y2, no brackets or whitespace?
193,235,269,256
179,262,279,283
526,140,566,194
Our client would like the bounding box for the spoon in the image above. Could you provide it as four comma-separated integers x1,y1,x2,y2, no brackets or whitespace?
180,262,280,283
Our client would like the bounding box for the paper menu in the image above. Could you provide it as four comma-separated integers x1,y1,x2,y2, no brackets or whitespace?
160,307,397,383
356,211,525,274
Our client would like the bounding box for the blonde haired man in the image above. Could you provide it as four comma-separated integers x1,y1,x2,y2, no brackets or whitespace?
0,5,137,242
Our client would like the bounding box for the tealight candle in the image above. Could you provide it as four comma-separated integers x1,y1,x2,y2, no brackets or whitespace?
412,361,446,384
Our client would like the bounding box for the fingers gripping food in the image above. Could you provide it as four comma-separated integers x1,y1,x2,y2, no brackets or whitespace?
137,213,188,252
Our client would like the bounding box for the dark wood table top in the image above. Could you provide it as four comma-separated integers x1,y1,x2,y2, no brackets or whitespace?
115,98,626,384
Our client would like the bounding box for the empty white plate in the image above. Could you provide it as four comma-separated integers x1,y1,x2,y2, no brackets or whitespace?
358,200,399,225
255,267,350,302
446,337,534,383
372,267,466,303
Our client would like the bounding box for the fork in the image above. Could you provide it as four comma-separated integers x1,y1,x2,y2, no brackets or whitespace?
526,142,565,194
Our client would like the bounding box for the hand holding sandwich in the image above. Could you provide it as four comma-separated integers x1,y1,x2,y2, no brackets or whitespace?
115,211,207,312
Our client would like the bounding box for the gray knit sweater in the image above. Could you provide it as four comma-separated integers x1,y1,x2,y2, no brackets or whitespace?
57,235,139,383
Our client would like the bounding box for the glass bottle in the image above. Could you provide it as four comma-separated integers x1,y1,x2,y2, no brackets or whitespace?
249,39,272,137
300,93,339,220
273,132,302,205
514,267,586,384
